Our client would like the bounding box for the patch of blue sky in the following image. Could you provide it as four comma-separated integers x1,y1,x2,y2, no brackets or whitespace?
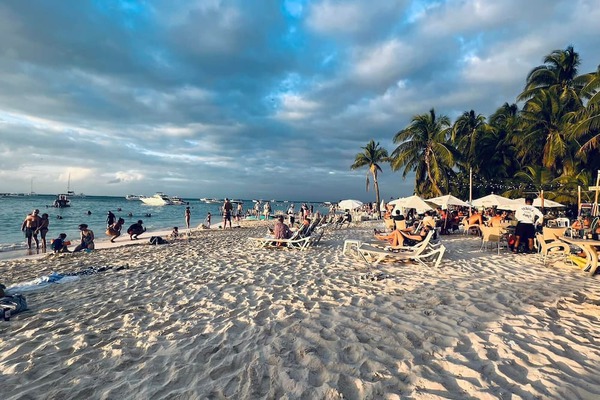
404,0,444,24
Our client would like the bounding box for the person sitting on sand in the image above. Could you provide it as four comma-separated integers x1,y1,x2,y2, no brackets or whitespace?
127,220,146,240
171,226,179,238
199,212,211,229
73,224,95,252
106,217,125,243
51,233,70,253
273,215,292,240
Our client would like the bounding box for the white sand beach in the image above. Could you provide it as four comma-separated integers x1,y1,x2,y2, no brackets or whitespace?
1,221,600,399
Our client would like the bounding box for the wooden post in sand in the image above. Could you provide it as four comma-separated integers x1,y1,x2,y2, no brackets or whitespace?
589,170,600,216
578,185,581,218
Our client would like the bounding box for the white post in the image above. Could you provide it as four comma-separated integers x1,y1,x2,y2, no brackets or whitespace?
469,168,472,216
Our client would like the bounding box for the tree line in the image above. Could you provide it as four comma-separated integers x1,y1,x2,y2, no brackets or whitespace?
352,46,600,216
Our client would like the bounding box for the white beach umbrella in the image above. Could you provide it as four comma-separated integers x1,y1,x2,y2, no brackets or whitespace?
427,194,470,209
471,194,515,208
512,198,565,208
338,199,363,210
389,195,433,213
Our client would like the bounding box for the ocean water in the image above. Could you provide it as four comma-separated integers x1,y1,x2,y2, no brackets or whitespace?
0,195,329,254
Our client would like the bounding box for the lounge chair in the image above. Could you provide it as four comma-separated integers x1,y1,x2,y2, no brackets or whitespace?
535,232,570,265
356,241,446,268
249,226,325,251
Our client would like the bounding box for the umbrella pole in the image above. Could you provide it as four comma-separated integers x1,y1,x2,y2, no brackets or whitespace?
469,168,472,217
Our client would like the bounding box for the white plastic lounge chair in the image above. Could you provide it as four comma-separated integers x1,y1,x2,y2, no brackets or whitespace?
356,241,446,268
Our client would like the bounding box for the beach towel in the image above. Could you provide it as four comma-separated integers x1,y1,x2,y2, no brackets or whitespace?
150,236,168,245
1,294,28,315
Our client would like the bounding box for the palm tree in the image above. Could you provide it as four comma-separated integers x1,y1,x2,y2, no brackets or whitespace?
518,45,585,108
351,140,389,217
390,109,457,197
519,87,577,174
572,65,600,155
451,110,491,174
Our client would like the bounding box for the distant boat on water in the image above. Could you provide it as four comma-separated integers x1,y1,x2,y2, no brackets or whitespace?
200,198,221,204
141,192,174,206
170,196,189,205
125,194,144,201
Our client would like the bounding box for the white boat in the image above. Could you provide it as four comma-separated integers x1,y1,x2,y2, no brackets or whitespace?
170,196,189,205
52,194,71,208
201,198,221,204
125,194,144,201
140,192,174,206
67,191,86,198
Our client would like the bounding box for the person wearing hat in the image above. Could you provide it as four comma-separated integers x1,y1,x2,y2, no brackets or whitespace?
73,224,95,252
21,209,41,249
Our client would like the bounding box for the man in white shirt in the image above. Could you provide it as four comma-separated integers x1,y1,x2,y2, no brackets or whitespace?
513,197,544,253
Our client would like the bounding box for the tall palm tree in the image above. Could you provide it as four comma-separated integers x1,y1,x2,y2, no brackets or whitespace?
518,45,585,108
390,109,457,197
351,140,388,217
572,65,600,155
519,87,577,174
451,110,491,174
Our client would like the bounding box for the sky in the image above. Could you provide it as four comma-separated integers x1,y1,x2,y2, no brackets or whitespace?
1,0,599,202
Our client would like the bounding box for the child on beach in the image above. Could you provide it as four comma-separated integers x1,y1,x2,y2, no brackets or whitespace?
51,233,70,253
200,212,211,229
171,227,179,238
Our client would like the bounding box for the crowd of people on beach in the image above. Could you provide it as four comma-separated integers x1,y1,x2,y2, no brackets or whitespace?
20,208,149,255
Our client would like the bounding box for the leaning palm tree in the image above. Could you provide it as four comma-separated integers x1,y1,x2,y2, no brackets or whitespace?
351,140,388,218
390,108,457,197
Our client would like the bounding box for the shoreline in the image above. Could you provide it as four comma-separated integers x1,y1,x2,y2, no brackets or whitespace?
0,220,249,262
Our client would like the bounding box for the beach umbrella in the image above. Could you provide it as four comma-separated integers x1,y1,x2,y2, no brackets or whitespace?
512,198,565,208
471,194,515,208
338,199,363,210
389,195,433,213
427,194,470,209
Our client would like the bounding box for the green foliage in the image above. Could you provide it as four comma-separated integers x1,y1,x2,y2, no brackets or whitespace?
380,46,600,205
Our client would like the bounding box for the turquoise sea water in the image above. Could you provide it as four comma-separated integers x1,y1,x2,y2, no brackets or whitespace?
0,195,329,257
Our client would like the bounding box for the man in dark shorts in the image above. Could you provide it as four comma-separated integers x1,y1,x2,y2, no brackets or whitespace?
222,198,233,229
513,197,544,253
21,209,41,249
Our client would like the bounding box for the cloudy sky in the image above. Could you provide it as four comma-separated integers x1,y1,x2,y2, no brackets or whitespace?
1,0,599,202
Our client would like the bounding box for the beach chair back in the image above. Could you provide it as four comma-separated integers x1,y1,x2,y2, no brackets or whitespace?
542,226,566,241
394,220,406,231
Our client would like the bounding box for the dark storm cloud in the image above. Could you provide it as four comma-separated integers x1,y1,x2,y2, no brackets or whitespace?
1,0,599,201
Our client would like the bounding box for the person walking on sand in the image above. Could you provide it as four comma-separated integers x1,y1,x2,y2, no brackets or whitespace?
185,206,191,229
35,213,50,251
21,209,41,249
222,198,233,229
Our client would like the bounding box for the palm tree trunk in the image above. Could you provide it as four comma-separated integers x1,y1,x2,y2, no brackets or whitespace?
425,151,442,196
373,171,381,218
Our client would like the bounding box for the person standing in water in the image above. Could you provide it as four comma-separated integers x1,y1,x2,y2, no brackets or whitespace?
21,209,41,249
36,213,50,251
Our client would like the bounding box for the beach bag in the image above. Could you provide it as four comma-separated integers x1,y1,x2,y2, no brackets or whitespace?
149,236,167,245
1,294,28,315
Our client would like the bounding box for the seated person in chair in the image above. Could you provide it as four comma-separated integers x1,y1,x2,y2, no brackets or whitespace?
374,225,433,247
467,210,483,225
273,216,292,240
